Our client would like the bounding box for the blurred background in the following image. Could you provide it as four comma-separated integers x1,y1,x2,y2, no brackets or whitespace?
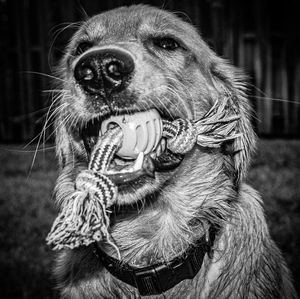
0,0,299,298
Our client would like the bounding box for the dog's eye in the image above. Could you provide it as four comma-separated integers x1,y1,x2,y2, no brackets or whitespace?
153,37,180,51
75,42,93,56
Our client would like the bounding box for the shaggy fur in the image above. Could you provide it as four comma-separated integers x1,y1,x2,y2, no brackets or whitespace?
51,5,297,298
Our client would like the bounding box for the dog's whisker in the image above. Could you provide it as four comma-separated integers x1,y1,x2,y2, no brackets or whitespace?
152,94,174,119
163,86,189,117
24,92,67,147
50,21,83,38
165,77,196,117
48,21,83,68
46,112,72,144
24,71,69,83
25,99,68,173
251,94,300,104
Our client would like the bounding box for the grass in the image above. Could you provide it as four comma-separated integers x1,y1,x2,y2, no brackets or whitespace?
0,146,58,299
248,140,300,292
0,140,299,298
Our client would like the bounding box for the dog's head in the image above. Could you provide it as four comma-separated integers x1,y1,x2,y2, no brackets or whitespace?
54,5,256,228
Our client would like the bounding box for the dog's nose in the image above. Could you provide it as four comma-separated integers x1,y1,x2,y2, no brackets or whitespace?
74,48,134,95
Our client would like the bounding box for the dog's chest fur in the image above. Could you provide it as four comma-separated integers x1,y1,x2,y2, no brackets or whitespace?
55,185,296,299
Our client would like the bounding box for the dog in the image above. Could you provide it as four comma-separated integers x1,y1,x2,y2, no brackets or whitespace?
51,5,297,298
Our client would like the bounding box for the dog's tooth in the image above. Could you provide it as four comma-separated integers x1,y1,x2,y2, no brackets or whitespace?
132,152,144,172
155,138,166,157
150,151,157,159
156,144,162,157
161,138,166,152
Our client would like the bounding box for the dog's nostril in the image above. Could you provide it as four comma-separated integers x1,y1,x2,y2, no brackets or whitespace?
77,67,94,81
74,61,98,86
103,56,134,85
106,62,122,79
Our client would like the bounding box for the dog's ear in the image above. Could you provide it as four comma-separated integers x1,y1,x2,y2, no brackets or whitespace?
210,58,257,184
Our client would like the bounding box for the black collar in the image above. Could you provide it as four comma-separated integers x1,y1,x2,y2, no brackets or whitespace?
94,227,217,296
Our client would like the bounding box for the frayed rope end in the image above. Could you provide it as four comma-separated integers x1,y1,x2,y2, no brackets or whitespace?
46,128,123,253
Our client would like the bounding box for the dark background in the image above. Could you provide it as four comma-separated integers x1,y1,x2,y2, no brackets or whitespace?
1,0,300,141
0,0,299,298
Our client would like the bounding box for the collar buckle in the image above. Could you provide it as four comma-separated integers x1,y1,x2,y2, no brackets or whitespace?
134,266,163,296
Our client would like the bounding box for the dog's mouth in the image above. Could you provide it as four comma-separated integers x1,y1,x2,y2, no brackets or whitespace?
80,110,184,186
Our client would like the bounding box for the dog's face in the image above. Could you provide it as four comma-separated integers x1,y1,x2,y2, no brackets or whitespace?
54,5,255,217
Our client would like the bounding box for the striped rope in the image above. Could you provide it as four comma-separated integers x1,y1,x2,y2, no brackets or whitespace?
162,118,197,153
46,127,123,251
162,97,241,151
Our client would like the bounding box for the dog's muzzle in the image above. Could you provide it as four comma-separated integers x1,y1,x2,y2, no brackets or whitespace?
74,48,134,96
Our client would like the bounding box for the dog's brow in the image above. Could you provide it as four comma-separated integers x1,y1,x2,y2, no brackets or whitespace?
83,19,107,40
140,16,190,40
139,22,182,40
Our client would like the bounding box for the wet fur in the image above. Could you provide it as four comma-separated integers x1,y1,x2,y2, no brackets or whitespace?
51,5,297,298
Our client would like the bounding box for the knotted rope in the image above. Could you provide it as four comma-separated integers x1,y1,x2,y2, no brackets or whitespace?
46,128,123,251
46,97,240,251
162,98,241,153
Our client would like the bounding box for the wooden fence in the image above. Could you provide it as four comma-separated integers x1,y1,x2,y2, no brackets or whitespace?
0,0,299,142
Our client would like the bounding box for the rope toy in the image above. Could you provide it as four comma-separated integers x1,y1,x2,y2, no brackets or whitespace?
46,127,123,251
46,97,241,251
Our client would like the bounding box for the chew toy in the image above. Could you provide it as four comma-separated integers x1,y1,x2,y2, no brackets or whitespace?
101,109,163,159
46,98,241,251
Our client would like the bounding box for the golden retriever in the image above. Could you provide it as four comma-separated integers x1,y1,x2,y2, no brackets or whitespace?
51,5,297,298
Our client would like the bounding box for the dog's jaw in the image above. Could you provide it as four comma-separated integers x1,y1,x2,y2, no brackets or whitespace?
104,147,235,265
